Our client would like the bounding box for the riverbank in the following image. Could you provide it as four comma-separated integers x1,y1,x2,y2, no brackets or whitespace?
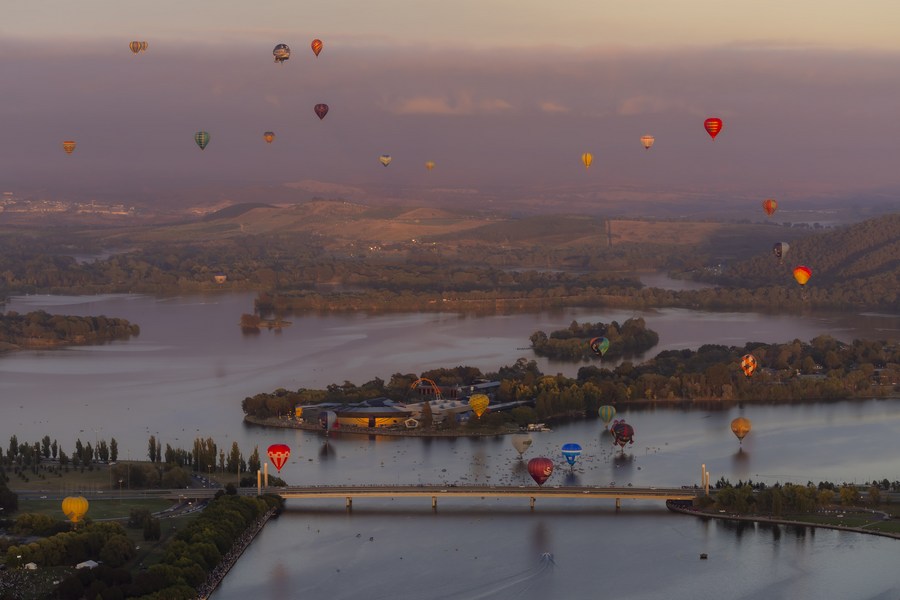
243,415,520,437
667,501,900,540
197,506,277,600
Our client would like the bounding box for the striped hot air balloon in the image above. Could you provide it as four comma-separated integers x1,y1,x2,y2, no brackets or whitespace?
640,135,655,150
311,39,323,57
140,41,148,52
581,152,593,169
62,140,76,155
740,354,758,377
194,131,210,150
704,117,723,140
129,41,142,54
598,405,616,426
379,154,392,167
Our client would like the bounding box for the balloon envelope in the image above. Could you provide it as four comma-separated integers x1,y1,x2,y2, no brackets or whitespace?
425,161,436,171
581,152,593,169
773,242,789,260
589,337,610,357
129,41,142,54
194,131,209,150
598,405,616,425
527,457,554,486
511,434,533,456
263,131,275,144
140,41,148,52
704,117,723,140
62,141,76,155
267,443,291,472
314,104,329,120
62,496,89,523
640,135,655,150
741,354,758,377
561,443,582,466
763,199,777,216
379,154,392,167
793,266,812,286
273,43,291,63
731,417,752,442
468,394,489,418
311,39,323,57
610,420,635,449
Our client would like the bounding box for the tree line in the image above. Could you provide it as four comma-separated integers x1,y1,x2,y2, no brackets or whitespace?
0,310,139,349
529,317,659,361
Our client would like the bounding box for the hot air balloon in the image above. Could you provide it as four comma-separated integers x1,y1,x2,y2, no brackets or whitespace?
425,161,436,171
561,443,582,466
793,265,812,286
763,199,777,216
773,242,789,261
730,417,751,444
379,154,392,167
311,39,323,57
267,444,291,472
273,43,291,63
589,337,610,357
640,135,655,150
194,131,209,150
61,496,89,524
511,434,533,457
314,104,329,120
468,394,489,418
704,117,723,140
527,457,554,486
62,141,76,155
581,152,593,169
129,41,142,54
610,420,635,449
598,405,616,426
263,131,275,144
140,41,148,52
740,354,758,378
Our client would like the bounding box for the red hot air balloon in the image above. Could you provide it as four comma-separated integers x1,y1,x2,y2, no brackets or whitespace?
311,39,323,57
704,117,723,140
527,457,554,486
314,104,329,120
763,198,777,216
610,420,635,450
267,444,291,472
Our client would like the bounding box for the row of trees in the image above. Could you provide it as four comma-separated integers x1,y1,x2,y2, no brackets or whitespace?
3,435,119,469
0,310,139,347
530,317,660,361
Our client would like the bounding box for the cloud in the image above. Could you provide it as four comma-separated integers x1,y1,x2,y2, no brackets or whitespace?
388,92,513,115
538,101,570,113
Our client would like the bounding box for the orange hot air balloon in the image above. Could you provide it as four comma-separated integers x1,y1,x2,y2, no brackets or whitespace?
704,117,723,140
468,394,489,418
793,266,812,286
763,199,777,216
62,141,76,155
640,135,655,150
311,39,323,57
140,41,148,52
581,152,593,169
740,354,758,377
263,131,275,144
129,41,142,54
267,443,291,472
730,417,752,443
62,496,89,523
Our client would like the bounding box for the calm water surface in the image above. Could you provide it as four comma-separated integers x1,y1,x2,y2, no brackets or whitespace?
1,292,899,599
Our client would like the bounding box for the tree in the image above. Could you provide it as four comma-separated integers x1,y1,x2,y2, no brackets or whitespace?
109,438,118,462
421,401,434,429
247,446,260,474
98,535,135,568
148,435,157,463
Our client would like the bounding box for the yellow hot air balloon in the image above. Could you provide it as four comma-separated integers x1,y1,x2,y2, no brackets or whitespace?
468,394,489,418
425,161,435,171
379,154,392,167
263,131,275,144
62,140,76,155
581,152,593,169
793,265,812,286
62,496,89,523
640,135,655,150
730,417,751,444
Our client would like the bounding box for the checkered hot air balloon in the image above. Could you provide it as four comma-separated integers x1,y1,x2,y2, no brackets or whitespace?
741,354,758,377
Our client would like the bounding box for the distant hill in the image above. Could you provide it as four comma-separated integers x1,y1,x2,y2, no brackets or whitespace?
202,203,275,221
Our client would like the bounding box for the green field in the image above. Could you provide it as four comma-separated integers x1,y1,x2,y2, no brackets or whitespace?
13,497,175,521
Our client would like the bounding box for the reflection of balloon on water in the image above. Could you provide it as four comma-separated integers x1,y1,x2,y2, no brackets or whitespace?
263,131,275,144
511,434,533,457
267,444,291,473
314,104,329,120
194,131,209,151
62,496,89,524
273,44,291,63
763,199,777,216
527,457,554,486
311,39,323,57
581,152,593,169
379,154,392,167
773,242,789,261
640,135,655,150
589,337,610,357
468,394,489,418
793,265,812,286
731,417,751,444
62,141,76,155
598,405,616,426
704,117,723,140
740,354,757,377
610,420,634,449
561,443,582,466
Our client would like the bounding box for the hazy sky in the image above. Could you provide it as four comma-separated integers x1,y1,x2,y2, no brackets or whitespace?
3,1,900,207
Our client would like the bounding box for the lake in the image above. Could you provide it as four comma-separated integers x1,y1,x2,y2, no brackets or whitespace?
1,292,899,599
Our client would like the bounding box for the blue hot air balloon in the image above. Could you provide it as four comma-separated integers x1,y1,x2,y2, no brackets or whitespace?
561,443,582,466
